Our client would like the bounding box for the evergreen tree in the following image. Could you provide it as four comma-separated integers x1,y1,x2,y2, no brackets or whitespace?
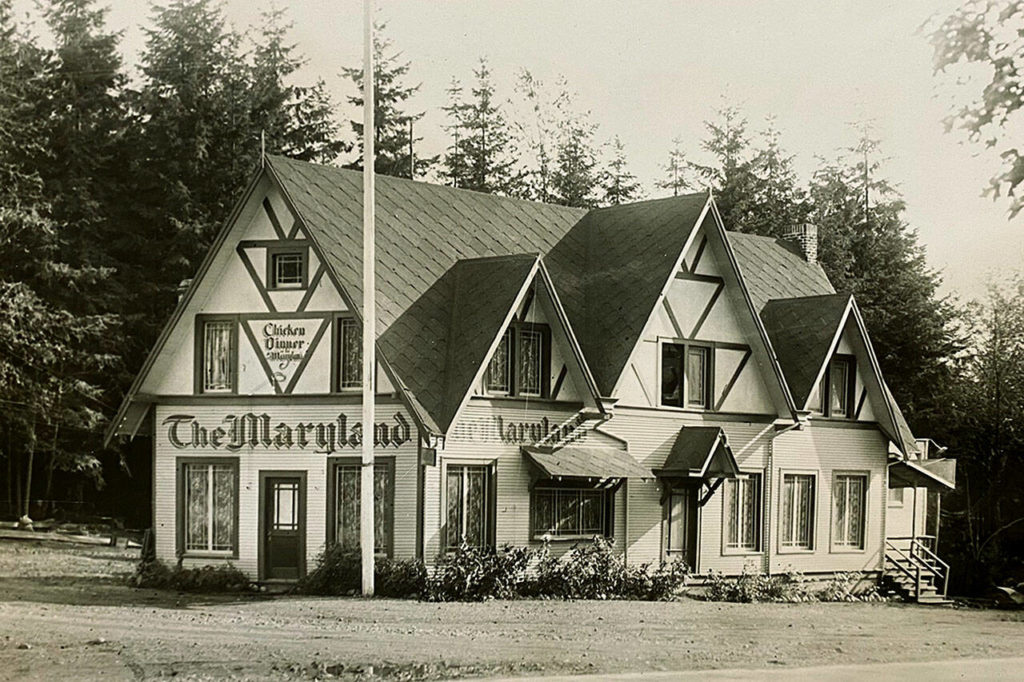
441,77,470,188
551,112,600,208
510,69,570,202
443,59,520,195
656,136,694,197
251,6,347,165
601,136,643,206
745,117,809,237
691,104,759,231
342,22,433,178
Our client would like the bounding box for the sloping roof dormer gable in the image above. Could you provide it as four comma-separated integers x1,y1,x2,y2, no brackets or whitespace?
761,293,918,457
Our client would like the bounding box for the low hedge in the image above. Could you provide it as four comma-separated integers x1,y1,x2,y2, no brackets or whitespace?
129,559,251,593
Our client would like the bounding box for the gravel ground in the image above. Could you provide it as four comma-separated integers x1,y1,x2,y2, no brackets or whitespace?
0,540,1022,681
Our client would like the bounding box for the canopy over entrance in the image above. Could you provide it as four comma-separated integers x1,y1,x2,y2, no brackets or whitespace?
522,444,653,482
656,426,741,480
889,458,956,493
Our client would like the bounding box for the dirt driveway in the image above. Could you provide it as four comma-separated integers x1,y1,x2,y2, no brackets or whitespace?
0,541,1022,681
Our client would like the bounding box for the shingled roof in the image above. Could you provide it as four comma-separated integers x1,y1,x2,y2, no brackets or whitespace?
728,232,835,313
546,193,710,396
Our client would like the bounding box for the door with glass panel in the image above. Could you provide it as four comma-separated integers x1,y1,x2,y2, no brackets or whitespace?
666,486,698,568
262,475,305,580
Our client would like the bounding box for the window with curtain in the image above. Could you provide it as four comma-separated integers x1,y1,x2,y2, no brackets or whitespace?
724,473,762,551
483,324,550,398
661,343,712,408
336,317,362,390
532,487,608,539
780,473,815,550
666,489,691,557
445,464,492,550
202,319,235,392
182,462,237,553
332,461,392,555
485,331,511,393
832,474,867,549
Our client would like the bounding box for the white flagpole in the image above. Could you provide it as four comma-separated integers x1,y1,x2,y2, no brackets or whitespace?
360,0,376,597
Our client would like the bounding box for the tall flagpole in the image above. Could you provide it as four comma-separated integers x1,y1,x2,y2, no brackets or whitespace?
360,0,376,597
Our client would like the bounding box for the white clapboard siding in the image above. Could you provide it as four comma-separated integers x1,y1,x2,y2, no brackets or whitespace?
769,425,887,574
154,401,416,578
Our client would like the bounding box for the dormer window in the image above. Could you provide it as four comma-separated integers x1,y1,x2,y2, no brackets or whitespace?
267,246,307,290
816,355,855,418
484,323,550,398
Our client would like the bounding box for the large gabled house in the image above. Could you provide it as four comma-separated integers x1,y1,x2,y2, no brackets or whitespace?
109,155,956,599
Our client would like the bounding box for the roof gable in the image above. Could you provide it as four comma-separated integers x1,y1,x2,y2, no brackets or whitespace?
728,232,835,313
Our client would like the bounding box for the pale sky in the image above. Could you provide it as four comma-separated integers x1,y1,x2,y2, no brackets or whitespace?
13,0,1024,303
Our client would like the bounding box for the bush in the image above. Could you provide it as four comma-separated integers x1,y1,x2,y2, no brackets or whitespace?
129,559,251,593
296,544,428,597
705,567,813,603
426,543,534,602
533,537,688,601
818,571,886,602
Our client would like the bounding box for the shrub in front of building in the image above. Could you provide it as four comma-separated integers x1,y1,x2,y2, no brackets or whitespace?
296,544,428,598
705,568,887,603
426,543,534,602
128,559,251,593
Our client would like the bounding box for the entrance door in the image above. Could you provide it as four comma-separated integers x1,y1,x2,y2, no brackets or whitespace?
261,474,305,580
666,487,698,569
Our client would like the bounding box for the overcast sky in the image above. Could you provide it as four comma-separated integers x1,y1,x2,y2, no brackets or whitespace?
14,0,1024,303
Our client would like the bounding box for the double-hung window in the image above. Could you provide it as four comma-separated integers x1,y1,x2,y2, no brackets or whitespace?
484,324,550,398
532,486,611,539
445,463,494,550
335,316,362,391
198,317,236,393
179,459,238,555
724,473,762,552
832,473,867,550
330,459,393,556
780,473,815,551
816,355,855,417
662,343,712,409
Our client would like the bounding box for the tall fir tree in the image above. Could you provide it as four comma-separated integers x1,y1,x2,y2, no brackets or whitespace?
744,117,809,237
510,69,570,202
441,77,470,188
443,59,520,195
601,136,643,206
551,111,600,208
656,136,694,197
691,104,759,231
342,22,433,178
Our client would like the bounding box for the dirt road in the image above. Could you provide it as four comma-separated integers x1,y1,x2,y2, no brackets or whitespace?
1,541,1022,680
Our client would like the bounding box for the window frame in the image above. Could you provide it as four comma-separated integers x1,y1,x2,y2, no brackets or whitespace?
325,456,395,558
659,340,714,410
815,354,856,418
778,470,818,554
194,314,239,395
265,243,309,291
440,459,497,552
529,480,616,542
721,471,764,555
831,470,869,553
483,322,552,399
175,457,240,560
332,314,366,393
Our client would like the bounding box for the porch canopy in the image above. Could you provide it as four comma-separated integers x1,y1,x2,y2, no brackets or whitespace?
522,444,653,482
655,426,741,481
889,458,956,493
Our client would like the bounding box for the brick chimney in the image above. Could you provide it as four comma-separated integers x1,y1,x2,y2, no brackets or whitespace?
783,223,818,263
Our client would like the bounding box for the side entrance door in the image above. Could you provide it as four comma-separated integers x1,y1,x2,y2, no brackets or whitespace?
260,473,305,580
666,486,698,570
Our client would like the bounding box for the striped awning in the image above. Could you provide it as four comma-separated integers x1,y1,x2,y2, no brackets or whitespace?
522,445,653,481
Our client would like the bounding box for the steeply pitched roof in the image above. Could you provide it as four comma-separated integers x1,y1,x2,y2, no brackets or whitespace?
546,193,709,396
761,293,852,408
657,426,741,479
728,232,835,313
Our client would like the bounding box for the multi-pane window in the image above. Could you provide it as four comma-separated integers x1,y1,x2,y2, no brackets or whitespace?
446,464,492,550
332,461,393,555
780,473,815,550
484,324,549,398
662,343,712,408
833,474,867,550
816,355,854,417
725,473,762,552
182,462,237,553
336,317,362,390
532,487,607,539
270,251,305,289
201,319,235,393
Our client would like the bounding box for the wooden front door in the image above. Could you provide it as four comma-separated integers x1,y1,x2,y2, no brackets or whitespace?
261,475,305,580
666,487,698,569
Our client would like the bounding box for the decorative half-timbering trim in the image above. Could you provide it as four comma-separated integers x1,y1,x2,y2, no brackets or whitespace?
854,386,868,420
284,317,331,394
297,264,326,312
236,244,278,313
631,362,654,406
714,347,752,411
240,322,282,394
689,279,725,339
263,197,288,240
687,235,708,274
519,286,535,321
674,272,723,285
551,364,568,400
662,298,685,339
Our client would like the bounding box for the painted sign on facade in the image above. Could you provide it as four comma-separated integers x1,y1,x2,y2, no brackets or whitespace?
162,411,411,454
243,318,329,391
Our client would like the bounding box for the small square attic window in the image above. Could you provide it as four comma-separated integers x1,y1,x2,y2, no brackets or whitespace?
269,249,306,289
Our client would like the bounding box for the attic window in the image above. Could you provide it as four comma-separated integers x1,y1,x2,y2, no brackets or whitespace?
484,324,551,398
816,355,854,418
661,343,712,409
268,246,307,290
